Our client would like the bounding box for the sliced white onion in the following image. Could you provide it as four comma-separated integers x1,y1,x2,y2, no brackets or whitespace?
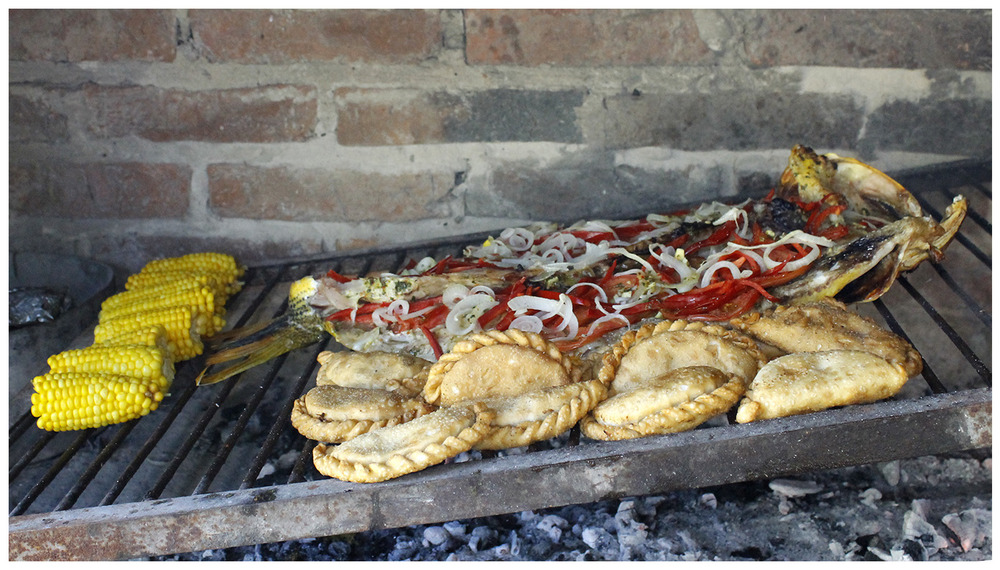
508,315,544,333
649,244,695,280
566,282,608,304
469,285,496,298
583,313,630,338
501,227,534,251
507,295,564,317
699,260,753,288
445,293,498,336
606,248,657,274
442,284,470,308
778,243,822,272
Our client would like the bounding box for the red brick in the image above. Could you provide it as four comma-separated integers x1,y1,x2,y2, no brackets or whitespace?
208,164,453,223
741,10,991,70
336,89,446,146
9,162,190,219
336,88,584,146
83,84,317,143
9,93,70,143
8,9,176,62
189,9,442,64
465,9,711,66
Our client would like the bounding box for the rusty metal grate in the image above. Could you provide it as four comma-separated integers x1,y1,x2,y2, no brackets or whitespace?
8,159,992,560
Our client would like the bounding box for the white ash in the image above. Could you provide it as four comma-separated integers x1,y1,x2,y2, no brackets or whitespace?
144,453,991,561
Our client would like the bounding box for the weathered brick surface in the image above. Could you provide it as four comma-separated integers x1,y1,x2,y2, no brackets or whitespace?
9,162,190,219
336,88,584,145
740,10,992,71
189,9,443,63
82,84,317,143
465,9,712,66
9,94,69,143
8,9,176,62
592,91,863,151
860,98,992,157
208,164,456,222
466,151,731,222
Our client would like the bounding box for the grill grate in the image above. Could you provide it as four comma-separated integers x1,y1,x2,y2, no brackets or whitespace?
8,160,992,560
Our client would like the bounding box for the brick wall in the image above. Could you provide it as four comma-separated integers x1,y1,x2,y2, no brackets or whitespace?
9,9,991,274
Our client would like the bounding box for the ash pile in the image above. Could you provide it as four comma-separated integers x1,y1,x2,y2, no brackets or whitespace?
149,452,990,561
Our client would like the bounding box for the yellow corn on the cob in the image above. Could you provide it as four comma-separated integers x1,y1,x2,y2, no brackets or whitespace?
31,372,167,431
100,284,218,324
94,306,204,361
96,325,174,360
125,269,242,297
137,253,244,284
107,275,229,312
47,345,174,390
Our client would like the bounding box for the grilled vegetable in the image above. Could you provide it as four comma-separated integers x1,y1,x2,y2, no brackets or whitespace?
198,146,965,385
31,372,167,431
125,269,242,297
94,306,204,361
100,283,220,333
136,252,243,283
95,324,174,358
47,345,174,389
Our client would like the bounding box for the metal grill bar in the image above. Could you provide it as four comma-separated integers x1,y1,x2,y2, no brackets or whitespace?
871,299,948,395
99,377,197,506
240,338,333,490
896,275,992,386
8,159,991,560
54,422,138,511
11,430,93,515
193,351,290,495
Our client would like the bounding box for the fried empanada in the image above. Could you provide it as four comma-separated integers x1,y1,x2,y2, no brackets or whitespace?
730,300,922,377
424,330,576,406
312,403,494,483
290,384,435,443
315,350,431,397
474,378,608,450
581,366,744,440
735,349,909,423
601,321,765,394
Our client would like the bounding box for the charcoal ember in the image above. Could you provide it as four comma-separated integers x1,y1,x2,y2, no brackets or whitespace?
468,525,499,553
942,508,991,552
423,526,450,546
580,526,619,559
9,287,71,327
535,514,568,542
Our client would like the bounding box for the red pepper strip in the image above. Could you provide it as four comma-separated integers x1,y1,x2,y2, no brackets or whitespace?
567,230,617,244
614,221,657,241
553,316,634,352
732,278,780,302
419,325,444,359
326,269,353,283
685,221,736,255
820,225,850,241
477,299,510,329
325,301,389,322
683,288,761,322
806,204,847,234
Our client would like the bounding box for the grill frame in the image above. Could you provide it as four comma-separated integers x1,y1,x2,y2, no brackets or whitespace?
8,159,992,560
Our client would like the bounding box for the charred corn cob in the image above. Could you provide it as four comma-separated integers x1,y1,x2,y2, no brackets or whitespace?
96,325,174,360
100,283,219,326
47,345,174,390
31,372,167,431
94,306,204,361
136,252,244,286
125,269,242,297
108,275,230,312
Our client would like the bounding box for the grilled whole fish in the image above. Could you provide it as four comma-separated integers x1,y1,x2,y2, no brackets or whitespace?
198,146,966,385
